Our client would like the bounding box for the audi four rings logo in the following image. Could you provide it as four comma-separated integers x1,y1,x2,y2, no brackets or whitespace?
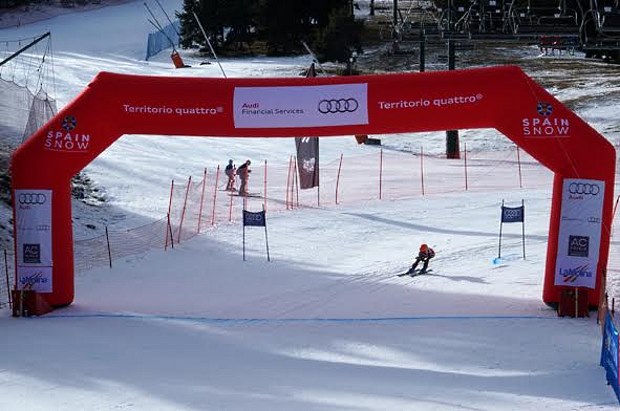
19,193,47,205
569,183,600,195
318,98,359,114
504,209,521,217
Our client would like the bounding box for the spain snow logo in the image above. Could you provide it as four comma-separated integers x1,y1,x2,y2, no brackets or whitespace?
537,102,553,117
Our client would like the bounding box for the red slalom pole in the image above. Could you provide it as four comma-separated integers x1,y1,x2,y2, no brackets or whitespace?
228,186,234,222
197,168,207,233
211,165,220,226
177,176,192,244
420,146,425,196
464,142,468,191
165,179,174,250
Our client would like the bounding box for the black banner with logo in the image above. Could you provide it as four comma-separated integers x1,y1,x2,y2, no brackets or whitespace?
501,205,524,223
243,210,266,227
295,137,319,189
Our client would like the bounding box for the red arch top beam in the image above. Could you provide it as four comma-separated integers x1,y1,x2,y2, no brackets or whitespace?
11,65,615,308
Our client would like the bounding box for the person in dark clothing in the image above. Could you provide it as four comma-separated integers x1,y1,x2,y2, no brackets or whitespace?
407,243,435,274
237,159,251,195
225,159,236,191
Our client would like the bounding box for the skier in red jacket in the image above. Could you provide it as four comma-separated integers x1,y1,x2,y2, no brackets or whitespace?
407,243,435,274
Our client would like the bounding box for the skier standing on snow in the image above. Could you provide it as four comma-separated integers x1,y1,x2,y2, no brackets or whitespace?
407,243,435,274
225,159,236,191
237,159,252,196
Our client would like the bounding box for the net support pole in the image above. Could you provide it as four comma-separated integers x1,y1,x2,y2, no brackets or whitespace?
105,225,112,268
498,199,504,259
177,176,192,244
521,199,526,259
211,165,220,226
335,153,343,205
197,168,207,233
4,249,11,308
165,179,174,250
166,213,174,249
228,187,234,222
464,142,468,191
379,148,383,200
263,205,271,262
286,156,292,209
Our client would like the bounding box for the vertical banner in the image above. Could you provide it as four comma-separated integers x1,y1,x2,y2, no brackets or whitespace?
555,178,604,289
295,137,319,189
14,189,53,292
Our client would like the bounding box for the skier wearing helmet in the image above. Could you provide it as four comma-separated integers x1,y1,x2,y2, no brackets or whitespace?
225,159,236,191
406,243,435,275
237,159,252,196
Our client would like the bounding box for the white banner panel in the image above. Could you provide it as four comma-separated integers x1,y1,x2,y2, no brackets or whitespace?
554,179,604,289
233,84,368,128
16,266,53,292
15,189,53,292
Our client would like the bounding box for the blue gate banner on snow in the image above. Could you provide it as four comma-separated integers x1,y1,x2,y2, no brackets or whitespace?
501,205,524,223
243,210,266,227
146,21,180,60
600,311,620,403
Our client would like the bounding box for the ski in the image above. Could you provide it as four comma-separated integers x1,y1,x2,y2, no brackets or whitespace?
397,269,433,277
229,192,262,198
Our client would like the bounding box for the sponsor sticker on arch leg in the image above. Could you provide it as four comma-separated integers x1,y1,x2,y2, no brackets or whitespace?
15,189,53,293
555,179,604,289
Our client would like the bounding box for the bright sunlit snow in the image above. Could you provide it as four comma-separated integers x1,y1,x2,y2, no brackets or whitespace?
1,1,619,410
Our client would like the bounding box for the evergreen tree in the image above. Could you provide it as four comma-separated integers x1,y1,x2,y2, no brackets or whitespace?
177,0,225,51
219,0,257,50
258,0,305,55
315,6,364,66
177,0,363,56
176,0,202,49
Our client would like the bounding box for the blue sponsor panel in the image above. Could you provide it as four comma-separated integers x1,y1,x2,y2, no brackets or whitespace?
600,311,620,403
243,210,266,227
501,205,524,223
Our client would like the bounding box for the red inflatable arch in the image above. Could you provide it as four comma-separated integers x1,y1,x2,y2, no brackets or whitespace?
11,65,615,308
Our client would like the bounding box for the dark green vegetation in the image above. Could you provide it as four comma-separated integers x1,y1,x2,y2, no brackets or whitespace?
177,0,364,65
